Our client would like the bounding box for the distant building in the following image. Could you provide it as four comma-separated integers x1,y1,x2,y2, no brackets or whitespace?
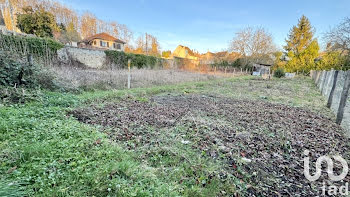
200,51,240,64
200,51,241,64
172,45,199,60
252,63,272,76
78,32,126,51
66,41,78,47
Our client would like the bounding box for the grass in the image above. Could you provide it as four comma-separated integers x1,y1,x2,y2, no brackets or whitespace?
52,67,222,91
0,75,337,196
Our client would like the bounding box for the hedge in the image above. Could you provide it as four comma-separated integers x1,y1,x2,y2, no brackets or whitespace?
0,33,64,59
105,50,164,69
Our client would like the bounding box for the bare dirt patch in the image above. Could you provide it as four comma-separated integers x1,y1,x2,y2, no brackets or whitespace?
70,94,350,196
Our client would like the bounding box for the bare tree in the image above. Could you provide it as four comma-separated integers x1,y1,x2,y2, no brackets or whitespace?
117,24,133,47
0,5,5,26
80,11,97,39
324,17,350,54
229,26,276,64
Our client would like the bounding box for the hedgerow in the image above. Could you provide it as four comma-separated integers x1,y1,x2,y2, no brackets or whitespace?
211,58,253,70
105,50,164,69
0,33,63,59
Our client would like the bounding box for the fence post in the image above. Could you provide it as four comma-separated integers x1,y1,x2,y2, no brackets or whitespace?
336,70,350,124
18,53,33,85
127,59,131,89
27,53,33,67
327,70,339,108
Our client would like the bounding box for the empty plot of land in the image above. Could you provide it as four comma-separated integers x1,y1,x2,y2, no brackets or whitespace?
70,77,350,196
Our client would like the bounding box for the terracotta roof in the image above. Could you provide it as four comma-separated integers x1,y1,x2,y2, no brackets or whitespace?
82,32,126,44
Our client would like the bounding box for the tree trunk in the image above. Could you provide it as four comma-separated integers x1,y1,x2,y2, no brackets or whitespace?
0,6,5,26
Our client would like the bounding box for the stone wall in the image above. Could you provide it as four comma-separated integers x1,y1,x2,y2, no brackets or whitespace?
57,46,107,68
57,46,186,69
310,70,350,134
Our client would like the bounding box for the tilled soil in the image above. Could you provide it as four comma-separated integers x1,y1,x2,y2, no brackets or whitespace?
70,94,350,196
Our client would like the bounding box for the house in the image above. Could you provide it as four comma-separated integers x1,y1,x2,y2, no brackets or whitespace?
171,45,199,60
78,32,126,51
200,51,240,64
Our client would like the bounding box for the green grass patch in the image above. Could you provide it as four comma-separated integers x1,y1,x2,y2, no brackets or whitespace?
0,75,335,196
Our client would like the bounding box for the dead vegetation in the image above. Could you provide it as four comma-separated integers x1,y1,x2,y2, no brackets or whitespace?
52,66,223,90
70,92,350,196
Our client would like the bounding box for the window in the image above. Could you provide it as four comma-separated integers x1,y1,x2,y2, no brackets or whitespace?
107,42,109,47
100,41,107,47
113,43,122,50
93,40,96,45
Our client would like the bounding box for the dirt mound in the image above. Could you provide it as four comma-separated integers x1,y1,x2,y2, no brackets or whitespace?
70,94,349,196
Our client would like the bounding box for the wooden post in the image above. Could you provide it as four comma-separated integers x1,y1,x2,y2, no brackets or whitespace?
214,67,217,73
27,53,33,66
127,59,131,89
336,71,350,124
327,70,339,108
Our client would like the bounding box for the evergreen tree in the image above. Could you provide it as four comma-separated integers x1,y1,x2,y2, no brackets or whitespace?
16,6,57,38
284,15,319,73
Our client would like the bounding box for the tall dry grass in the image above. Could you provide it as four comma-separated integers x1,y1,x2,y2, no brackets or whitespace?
52,67,226,90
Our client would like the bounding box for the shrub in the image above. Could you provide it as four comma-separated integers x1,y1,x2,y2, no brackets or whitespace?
0,53,36,87
274,68,285,78
0,34,63,59
105,50,163,69
0,52,58,89
104,50,128,68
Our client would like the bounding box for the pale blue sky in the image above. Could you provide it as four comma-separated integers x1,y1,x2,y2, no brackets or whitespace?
59,0,350,53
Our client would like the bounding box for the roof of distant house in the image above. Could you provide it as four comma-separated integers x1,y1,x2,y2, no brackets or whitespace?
82,32,126,44
177,45,197,56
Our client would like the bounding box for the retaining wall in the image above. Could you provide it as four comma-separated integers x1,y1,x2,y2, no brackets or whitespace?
57,46,176,69
57,46,107,68
310,70,350,134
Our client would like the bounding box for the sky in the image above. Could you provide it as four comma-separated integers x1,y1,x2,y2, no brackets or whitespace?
59,0,350,53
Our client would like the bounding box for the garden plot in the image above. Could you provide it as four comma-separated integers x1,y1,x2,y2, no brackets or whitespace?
70,93,350,196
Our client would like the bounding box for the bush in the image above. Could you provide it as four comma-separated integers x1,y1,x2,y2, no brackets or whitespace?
274,68,285,78
0,34,63,59
0,54,36,87
0,52,58,89
105,50,163,69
